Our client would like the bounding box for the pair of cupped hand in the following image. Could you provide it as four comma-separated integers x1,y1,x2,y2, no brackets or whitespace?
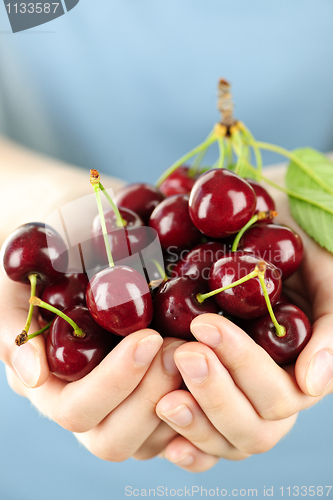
1,178,333,473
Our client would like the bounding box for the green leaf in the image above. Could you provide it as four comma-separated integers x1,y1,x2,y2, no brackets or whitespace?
286,148,333,253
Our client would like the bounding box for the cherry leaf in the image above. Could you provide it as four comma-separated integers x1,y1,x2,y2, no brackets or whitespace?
286,148,333,253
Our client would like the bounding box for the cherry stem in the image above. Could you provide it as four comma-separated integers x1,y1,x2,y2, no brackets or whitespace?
188,132,215,176
151,259,167,280
238,123,263,180
21,273,38,337
90,170,114,268
257,262,286,338
241,159,333,215
196,268,259,304
217,136,225,169
29,297,86,338
155,133,217,187
15,321,53,346
99,182,126,228
217,78,236,127
231,210,278,252
244,138,333,196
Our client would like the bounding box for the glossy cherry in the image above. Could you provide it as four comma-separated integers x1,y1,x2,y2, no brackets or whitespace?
247,303,312,365
208,251,282,319
115,183,164,224
46,305,116,382
246,179,276,222
152,276,219,340
91,207,150,263
159,165,198,197
149,194,202,251
239,222,304,280
86,265,153,336
171,241,227,280
1,222,68,285
189,169,257,238
40,272,89,322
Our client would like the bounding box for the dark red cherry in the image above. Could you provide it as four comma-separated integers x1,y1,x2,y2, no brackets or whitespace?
40,272,89,322
149,194,202,252
86,265,153,336
171,241,227,281
246,179,276,222
247,303,312,365
208,251,282,319
115,183,165,224
275,291,293,306
152,276,219,340
1,222,68,285
159,165,198,197
46,305,116,382
91,207,150,263
239,223,304,280
189,169,257,238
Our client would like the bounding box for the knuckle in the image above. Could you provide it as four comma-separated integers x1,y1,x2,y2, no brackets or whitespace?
55,406,91,434
89,441,131,463
241,428,277,455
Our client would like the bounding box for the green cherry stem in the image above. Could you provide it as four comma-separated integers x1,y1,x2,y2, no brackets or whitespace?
15,321,53,346
231,210,278,252
245,139,333,196
155,133,217,187
242,159,333,215
189,131,215,176
196,268,259,304
257,261,286,338
90,170,114,267
99,182,125,228
217,136,225,169
151,259,167,281
20,273,38,338
238,124,263,180
29,297,86,338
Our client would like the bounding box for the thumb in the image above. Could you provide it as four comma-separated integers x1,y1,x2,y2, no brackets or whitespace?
295,314,333,397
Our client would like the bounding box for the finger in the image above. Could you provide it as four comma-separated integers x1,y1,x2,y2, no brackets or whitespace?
17,329,164,432
173,342,298,454
190,314,315,419
75,338,185,461
5,365,27,397
162,435,220,473
0,270,49,387
295,313,333,397
132,422,179,461
157,389,249,459
293,242,333,397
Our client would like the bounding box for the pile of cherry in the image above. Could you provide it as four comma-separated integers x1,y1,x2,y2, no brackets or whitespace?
1,166,311,382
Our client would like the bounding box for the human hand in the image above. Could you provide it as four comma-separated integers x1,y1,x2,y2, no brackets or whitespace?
155,164,333,472
0,265,186,461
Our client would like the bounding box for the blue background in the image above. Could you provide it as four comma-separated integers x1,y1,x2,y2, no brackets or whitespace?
0,1,333,498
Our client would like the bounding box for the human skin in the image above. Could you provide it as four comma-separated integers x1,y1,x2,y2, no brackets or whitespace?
1,139,332,472
155,165,333,471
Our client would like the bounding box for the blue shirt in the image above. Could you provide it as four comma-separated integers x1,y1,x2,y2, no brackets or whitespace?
0,0,333,183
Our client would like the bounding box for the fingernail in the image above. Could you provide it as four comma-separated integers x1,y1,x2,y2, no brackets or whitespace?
160,404,193,427
306,349,333,396
167,451,194,467
191,323,221,348
162,341,186,375
12,343,41,388
175,352,208,384
134,335,163,367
